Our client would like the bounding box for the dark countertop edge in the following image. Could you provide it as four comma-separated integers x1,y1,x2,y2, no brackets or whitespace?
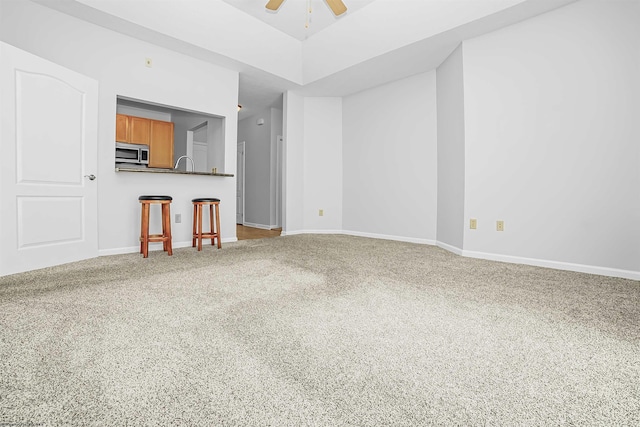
115,167,234,177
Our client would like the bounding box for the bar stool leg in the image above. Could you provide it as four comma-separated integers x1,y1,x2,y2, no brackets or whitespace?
215,202,221,249
209,204,215,246
141,203,150,258
162,203,173,256
140,203,145,255
192,203,197,248
197,204,203,251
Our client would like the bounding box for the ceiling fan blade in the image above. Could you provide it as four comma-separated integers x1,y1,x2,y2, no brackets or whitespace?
326,0,348,16
265,0,285,12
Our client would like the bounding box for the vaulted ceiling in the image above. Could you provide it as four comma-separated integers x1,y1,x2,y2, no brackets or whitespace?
220,0,378,41
33,0,577,119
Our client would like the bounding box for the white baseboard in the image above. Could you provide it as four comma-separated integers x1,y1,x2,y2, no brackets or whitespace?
342,230,436,246
280,229,434,245
278,231,639,281
99,232,640,281
98,237,237,257
436,240,463,256
242,222,272,230
461,249,640,281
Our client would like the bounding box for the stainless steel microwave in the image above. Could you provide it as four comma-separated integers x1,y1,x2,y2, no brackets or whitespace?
115,142,149,165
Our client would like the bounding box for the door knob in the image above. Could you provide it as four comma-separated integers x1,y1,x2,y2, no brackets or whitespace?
84,174,96,180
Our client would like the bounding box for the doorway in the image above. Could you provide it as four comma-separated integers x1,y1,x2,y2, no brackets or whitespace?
236,141,245,225
236,140,283,240
236,225,281,240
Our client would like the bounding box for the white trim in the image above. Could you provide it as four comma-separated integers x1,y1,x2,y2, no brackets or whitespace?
281,229,435,245
280,230,304,236
342,230,436,245
99,232,640,281
280,229,342,236
297,229,344,236
461,249,640,281
278,230,639,280
98,238,237,256
436,240,463,256
243,222,272,230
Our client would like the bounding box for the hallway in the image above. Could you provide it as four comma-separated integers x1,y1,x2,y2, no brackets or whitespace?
236,225,281,240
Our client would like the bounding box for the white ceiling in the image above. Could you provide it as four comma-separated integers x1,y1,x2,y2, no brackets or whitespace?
33,0,578,120
219,0,377,41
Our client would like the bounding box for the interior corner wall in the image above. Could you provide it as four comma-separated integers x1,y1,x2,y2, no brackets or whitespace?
342,71,438,243
461,0,640,277
270,108,283,227
302,97,343,232
238,108,273,228
436,44,465,252
283,91,305,234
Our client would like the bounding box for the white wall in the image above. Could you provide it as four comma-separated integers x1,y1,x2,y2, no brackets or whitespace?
282,95,342,234
283,91,305,234
74,0,302,84
461,0,640,276
270,108,284,227
1,0,239,253
342,72,438,243
436,45,466,252
302,98,343,232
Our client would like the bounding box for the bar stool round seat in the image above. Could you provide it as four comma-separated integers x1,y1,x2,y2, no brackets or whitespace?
192,198,221,251
138,195,173,258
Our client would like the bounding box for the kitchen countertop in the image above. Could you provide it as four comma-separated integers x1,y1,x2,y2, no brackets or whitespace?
115,166,234,177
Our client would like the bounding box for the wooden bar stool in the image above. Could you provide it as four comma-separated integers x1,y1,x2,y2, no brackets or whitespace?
139,195,173,258
192,198,221,251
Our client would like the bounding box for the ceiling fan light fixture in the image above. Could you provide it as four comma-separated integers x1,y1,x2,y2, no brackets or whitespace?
265,0,347,17
326,0,348,16
265,0,285,12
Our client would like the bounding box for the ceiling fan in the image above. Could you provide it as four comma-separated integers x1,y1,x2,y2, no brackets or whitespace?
266,0,348,17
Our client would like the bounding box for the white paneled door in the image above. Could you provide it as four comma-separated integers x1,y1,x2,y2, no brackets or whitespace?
0,42,98,276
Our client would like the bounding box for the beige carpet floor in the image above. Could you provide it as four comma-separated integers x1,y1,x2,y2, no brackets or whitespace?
0,235,638,426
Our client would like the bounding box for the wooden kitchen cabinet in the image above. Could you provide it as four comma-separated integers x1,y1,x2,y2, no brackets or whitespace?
129,116,151,145
115,114,129,142
116,114,150,144
115,113,174,168
149,119,174,169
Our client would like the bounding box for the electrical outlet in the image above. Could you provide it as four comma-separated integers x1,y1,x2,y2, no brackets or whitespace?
470,218,477,229
175,213,181,223
496,220,504,231
145,57,153,68
318,209,324,217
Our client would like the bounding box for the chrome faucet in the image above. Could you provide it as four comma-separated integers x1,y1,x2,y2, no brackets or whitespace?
174,155,195,172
